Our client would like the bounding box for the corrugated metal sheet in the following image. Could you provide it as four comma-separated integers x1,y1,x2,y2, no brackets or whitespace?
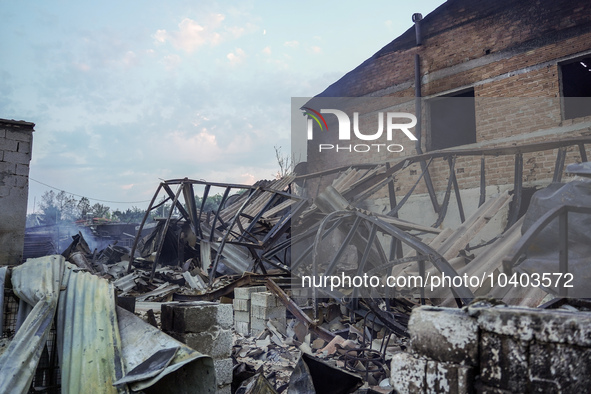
0,255,64,394
23,232,57,260
116,307,216,392
0,257,216,393
57,264,128,394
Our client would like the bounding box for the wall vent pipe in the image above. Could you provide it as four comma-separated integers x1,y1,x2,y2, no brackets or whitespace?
413,13,423,46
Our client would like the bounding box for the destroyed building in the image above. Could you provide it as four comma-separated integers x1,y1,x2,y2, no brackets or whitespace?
3,0,591,393
303,0,591,231
0,119,34,266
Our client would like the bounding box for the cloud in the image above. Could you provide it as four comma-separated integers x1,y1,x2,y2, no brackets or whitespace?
284,40,299,48
162,54,181,70
227,48,246,66
153,29,167,43
308,46,322,54
122,51,138,67
227,26,245,38
158,129,224,164
240,173,256,185
153,15,225,53
261,46,271,55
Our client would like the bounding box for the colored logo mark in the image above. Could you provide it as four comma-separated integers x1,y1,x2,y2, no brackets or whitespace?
302,107,328,131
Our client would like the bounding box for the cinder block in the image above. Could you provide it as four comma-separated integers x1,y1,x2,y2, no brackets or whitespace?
390,351,426,393
250,318,268,331
17,141,30,154
214,358,233,386
6,130,32,142
162,301,233,333
529,342,591,392
234,311,250,323
15,175,28,188
3,150,31,165
250,305,285,321
0,138,18,152
479,332,528,392
0,162,16,174
169,329,233,359
235,321,250,335
15,164,29,176
251,327,264,337
251,292,280,308
469,305,591,347
233,298,250,311
234,286,267,300
425,360,474,394
409,306,479,366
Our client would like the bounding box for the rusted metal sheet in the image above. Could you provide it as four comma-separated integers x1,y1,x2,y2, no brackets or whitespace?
0,256,64,394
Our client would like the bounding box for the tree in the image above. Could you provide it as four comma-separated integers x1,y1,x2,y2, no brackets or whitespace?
39,190,61,225
113,206,146,223
194,193,223,213
77,197,92,219
91,203,110,219
274,145,294,179
55,191,77,221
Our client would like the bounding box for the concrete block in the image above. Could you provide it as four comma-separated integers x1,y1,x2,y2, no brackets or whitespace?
169,329,233,359
15,175,28,188
251,316,286,331
162,301,233,333
17,141,30,154
0,138,18,152
235,321,250,335
251,292,280,308
234,286,267,300
233,298,250,311
390,351,426,393
234,310,250,323
250,318,268,331
251,305,285,321
0,174,16,188
214,358,233,386
409,306,479,366
3,150,31,165
6,130,32,142
479,332,528,392
15,164,29,176
529,342,591,392
0,186,11,197
469,305,591,347
425,360,474,394
251,327,264,337
0,162,16,174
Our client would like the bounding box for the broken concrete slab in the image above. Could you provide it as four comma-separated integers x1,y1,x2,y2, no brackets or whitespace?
409,306,479,366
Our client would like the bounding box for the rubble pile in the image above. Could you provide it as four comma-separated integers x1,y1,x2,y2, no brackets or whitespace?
4,157,591,392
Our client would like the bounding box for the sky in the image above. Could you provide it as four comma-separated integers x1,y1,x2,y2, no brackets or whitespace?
0,0,445,214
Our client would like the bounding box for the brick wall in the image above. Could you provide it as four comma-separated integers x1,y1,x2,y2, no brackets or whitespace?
305,0,591,218
0,119,34,265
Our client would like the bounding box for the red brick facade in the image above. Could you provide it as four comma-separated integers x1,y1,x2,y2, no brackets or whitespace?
306,0,591,199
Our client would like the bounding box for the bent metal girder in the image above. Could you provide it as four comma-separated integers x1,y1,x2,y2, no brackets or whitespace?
127,177,306,282
296,209,474,306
